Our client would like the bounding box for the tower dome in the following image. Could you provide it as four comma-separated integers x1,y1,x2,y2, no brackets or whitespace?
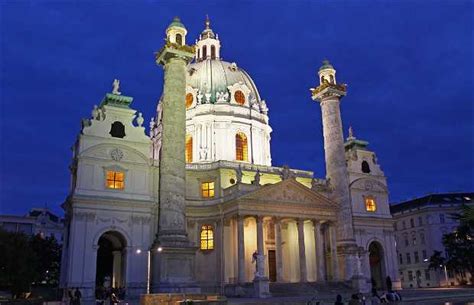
183,17,272,166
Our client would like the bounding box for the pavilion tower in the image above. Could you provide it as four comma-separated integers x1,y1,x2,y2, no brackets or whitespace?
311,60,358,281
151,17,199,293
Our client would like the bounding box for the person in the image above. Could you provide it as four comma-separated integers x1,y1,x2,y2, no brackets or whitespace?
74,288,82,305
68,288,74,305
385,276,392,292
348,294,361,305
334,294,344,305
110,292,119,305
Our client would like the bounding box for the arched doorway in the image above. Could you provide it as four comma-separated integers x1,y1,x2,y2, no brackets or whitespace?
369,241,385,289
96,231,127,289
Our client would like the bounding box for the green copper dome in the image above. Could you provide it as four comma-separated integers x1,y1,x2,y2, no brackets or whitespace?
319,59,334,71
168,16,185,29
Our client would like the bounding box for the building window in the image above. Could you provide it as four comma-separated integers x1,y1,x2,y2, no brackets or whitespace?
200,225,214,250
408,271,413,281
202,45,207,58
439,214,445,224
406,253,411,264
365,197,376,212
410,218,415,228
110,121,126,138
394,222,398,231
201,182,215,198
234,90,246,105
402,220,406,229
420,232,425,245
414,251,419,263
176,33,183,45
211,45,216,59
412,235,417,245
106,171,124,190
235,132,248,161
422,250,427,260
424,269,431,280
399,253,403,264
418,216,423,226
185,135,193,163
404,235,409,247
186,93,194,109
361,160,371,173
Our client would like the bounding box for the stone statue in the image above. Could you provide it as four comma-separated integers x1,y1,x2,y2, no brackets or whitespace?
280,165,292,180
149,117,155,130
252,169,261,186
236,166,243,184
197,92,203,104
112,79,121,95
205,93,211,104
252,250,265,279
348,126,354,139
199,146,208,160
91,105,99,120
136,112,144,127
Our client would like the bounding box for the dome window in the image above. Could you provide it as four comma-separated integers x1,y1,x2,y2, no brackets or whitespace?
236,132,248,161
176,33,183,45
234,90,245,105
185,93,194,109
202,46,207,59
211,45,216,59
361,161,371,173
185,134,193,163
110,121,125,138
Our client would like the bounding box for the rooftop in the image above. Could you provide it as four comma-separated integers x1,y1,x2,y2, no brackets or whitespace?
390,192,473,214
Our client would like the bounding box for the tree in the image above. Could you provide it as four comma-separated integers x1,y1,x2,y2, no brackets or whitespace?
30,233,62,285
428,250,445,271
0,229,37,298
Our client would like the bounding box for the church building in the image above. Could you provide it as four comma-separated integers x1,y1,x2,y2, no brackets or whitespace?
60,17,400,301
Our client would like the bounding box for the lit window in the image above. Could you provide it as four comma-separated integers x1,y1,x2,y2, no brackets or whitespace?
200,225,214,250
185,135,193,163
361,161,371,173
235,132,248,161
106,171,124,189
185,93,193,109
201,182,215,198
234,90,245,105
175,33,183,45
365,197,376,212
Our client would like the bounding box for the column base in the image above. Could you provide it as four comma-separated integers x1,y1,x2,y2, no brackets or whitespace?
253,277,271,298
151,244,201,294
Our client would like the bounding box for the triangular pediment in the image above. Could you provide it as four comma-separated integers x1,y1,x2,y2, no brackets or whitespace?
237,178,336,207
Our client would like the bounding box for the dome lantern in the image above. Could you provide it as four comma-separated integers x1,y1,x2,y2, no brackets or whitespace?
196,15,221,61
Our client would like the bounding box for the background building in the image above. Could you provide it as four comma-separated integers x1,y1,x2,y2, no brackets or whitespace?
391,192,473,288
0,207,64,242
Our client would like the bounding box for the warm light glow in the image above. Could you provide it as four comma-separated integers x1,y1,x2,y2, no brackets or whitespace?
234,90,245,105
106,171,124,189
136,249,141,254
185,93,193,109
365,197,377,212
157,247,163,252
200,225,214,250
201,182,215,198
235,132,248,162
185,134,193,163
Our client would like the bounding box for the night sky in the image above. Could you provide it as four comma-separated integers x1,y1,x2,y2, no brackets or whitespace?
0,1,472,216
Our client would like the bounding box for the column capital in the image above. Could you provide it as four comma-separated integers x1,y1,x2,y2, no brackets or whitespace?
255,215,264,223
272,216,282,223
297,218,306,226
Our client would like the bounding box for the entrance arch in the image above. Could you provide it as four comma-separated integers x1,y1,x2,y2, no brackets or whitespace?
368,241,386,289
96,231,127,289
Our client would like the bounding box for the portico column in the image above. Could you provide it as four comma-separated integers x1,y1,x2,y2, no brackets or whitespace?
313,220,325,282
274,218,284,282
256,216,264,259
297,219,307,282
329,224,340,281
237,216,246,283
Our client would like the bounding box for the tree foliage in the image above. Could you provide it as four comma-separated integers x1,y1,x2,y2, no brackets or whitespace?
0,229,62,299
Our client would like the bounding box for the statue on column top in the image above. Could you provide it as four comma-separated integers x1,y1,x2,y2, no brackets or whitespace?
112,79,121,95
236,165,243,184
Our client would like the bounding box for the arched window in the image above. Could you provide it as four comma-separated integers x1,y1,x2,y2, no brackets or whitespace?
321,76,325,84
185,93,193,109
110,121,125,138
330,75,335,84
185,134,193,163
200,225,214,250
211,45,216,59
202,46,207,59
361,161,371,173
365,196,377,212
235,132,248,161
175,33,183,45
234,90,245,105
197,49,200,59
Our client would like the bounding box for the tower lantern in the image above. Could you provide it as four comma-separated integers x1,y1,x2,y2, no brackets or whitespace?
195,15,221,61
318,59,337,85
166,16,187,46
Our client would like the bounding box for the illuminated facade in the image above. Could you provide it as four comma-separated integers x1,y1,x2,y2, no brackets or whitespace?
61,17,399,302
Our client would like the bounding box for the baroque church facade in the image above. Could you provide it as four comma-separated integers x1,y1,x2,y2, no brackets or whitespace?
60,17,400,301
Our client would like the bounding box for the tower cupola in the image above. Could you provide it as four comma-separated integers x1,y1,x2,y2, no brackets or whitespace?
195,15,221,61
166,16,187,46
318,59,337,85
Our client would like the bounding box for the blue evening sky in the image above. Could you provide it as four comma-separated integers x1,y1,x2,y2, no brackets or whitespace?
0,0,472,216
